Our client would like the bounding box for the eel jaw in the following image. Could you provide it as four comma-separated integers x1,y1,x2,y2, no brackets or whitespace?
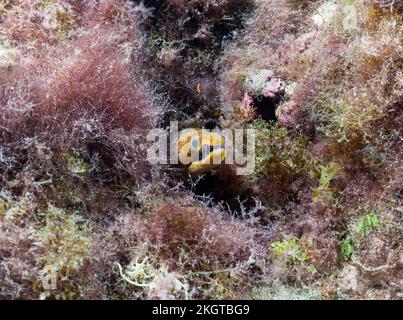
188,148,226,174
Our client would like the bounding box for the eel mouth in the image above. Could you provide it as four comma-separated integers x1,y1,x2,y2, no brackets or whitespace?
194,144,225,162
188,146,226,174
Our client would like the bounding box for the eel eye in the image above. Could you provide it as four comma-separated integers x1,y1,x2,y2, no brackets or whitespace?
191,137,199,150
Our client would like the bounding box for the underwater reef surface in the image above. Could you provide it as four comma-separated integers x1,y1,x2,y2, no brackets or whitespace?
0,0,401,299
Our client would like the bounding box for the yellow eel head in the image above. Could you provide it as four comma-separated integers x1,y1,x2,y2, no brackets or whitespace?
178,129,226,174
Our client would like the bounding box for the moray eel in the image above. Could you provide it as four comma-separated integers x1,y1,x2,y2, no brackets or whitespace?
178,130,226,174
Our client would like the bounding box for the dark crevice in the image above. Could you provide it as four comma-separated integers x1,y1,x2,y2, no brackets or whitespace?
253,95,283,122
187,169,259,216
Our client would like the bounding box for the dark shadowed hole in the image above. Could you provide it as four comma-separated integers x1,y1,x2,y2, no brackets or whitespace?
204,118,219,130
188,171,260,218
253,95,282,122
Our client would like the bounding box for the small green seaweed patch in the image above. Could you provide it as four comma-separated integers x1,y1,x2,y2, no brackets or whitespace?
270,236,317,279
66,152,89,174
311,162,341,204
339,211,381,261
356,211,380,235
340,235,357,261
253,120,312,183
271,237,311,263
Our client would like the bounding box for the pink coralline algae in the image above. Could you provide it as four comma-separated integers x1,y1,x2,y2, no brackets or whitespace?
241,69,286,121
